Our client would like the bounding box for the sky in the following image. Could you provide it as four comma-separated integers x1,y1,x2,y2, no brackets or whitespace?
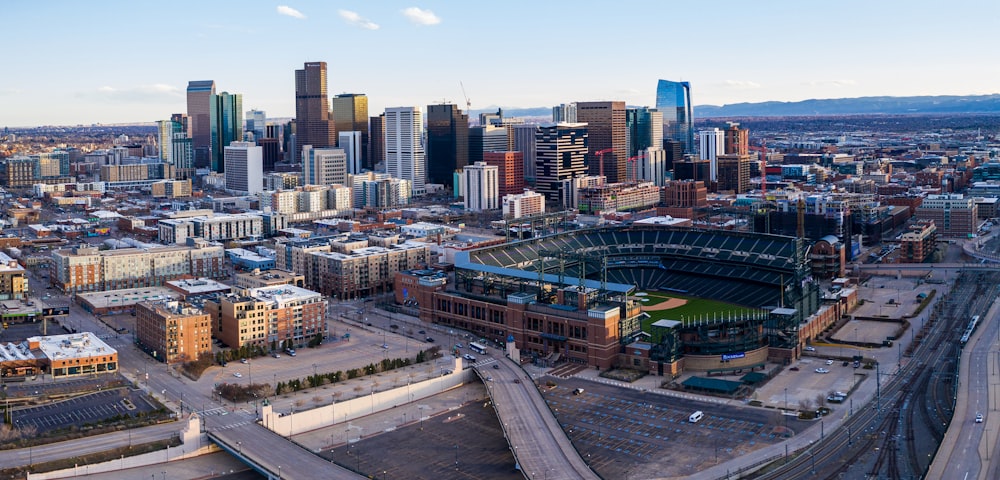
3,0,1000,127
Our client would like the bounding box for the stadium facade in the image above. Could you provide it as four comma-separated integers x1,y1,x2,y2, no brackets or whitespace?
396,224,856,375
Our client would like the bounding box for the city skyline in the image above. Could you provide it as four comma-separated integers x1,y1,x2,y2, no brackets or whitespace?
3,0,1000,126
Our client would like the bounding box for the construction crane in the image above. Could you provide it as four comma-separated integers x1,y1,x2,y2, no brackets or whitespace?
460,81,471,114
626,151,649,183
594,148,614,179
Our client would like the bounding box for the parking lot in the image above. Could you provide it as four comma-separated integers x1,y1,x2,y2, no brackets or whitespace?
540,377,803,479
13,387,159,434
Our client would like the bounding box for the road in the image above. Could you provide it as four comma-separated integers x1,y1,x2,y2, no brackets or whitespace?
481,356,600,480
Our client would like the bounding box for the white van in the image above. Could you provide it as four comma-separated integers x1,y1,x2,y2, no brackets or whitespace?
689,411,704,423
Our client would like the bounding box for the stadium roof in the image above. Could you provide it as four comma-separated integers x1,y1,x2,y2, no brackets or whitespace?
453,251,634,294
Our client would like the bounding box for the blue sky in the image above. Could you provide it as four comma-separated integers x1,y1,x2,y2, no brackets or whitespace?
3,0,1000,126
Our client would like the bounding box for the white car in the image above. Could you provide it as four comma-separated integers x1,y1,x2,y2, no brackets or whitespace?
814,368,830,374
976,413,984,423
825,359,834,365
233,372,243,378
804,346,816,352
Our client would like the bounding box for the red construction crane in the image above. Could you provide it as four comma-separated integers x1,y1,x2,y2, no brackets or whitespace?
626,151,648,183
594,148,614,179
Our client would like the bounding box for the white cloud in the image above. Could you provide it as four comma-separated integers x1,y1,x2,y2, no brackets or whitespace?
277,5,306,20
339,10,379,30
401,7,441,26
722,80,762,89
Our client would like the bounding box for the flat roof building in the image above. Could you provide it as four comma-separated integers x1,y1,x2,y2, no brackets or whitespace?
135,300,212,364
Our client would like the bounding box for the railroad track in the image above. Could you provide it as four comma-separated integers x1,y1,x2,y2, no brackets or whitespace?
748,271,988,480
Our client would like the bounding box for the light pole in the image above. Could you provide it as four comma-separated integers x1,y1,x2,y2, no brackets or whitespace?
454,444,459,469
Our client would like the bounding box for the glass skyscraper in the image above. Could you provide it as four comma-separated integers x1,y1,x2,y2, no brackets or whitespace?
655,80,693,154
212,92,243,174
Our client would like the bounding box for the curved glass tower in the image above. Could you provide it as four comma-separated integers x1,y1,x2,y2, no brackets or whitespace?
655,80,693,154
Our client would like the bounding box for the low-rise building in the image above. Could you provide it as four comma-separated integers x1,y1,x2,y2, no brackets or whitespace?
0,251,27,300
898,220,937,263
3,333,119,378
234,269,305,289
205,285,326,350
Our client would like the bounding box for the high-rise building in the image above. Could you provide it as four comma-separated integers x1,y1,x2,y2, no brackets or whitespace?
577,101,627,183
369,114,385,170
224,142,263,195
552,103,577,123
655,80,694,154
338,131,363,175
483,151,524,197
662,139,683,172
294,62,336,161
384,107,425,195
212,92,243,173
426,104,469,185
699,128,725,181
512,125,539,183
247,109,267,141
716,154,752,193
535,123,589,206
502,190,545,219
469,125,508,165
302,145,347,187
626,107,663,157
635,148,667,187
463,161,499,212
186,80,216,169
673,160,712,183
332,93,369,168
257,138,280,172
724,122,749,155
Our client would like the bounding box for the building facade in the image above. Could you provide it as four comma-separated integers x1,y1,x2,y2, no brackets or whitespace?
331,93,369,169
463,162,499,212
426,104,469,185
577,101,628,183
224,142,263,194
385,107,425,195
187,80,216,169
302,145,347,187
135,300,212,364
915,194,978,237
205,285,326,350
502,190,546,219
50,242,226,293
535,123,589,206
655,80,694,154
294,62,336,161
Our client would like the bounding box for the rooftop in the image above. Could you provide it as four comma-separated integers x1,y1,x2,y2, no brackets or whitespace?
28,332,117,362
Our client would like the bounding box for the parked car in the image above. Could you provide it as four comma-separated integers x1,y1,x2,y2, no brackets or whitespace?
272,353,281,358
233,372,243,378
825,359,834,365
425,337,434,343
240,358,248,364
804,346,816,352
815,368,830,374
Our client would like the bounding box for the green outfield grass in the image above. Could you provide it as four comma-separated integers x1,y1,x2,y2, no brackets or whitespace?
638,291,759,332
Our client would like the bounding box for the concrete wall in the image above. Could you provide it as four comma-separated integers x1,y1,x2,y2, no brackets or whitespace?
262,366,476,437
28,414,212,480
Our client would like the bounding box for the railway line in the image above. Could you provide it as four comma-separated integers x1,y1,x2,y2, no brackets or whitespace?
749,271,997,480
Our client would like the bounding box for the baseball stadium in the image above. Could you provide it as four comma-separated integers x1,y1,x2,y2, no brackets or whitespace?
396,223,831,376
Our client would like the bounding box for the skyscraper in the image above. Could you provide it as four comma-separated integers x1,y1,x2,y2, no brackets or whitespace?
484,151,524,197
302,145,347,187
512,125,539,184
369,114,385,171
655,80,694,154
699,128,725,181
213,92,243,173
186,80,216,169
338,131,363,175
294,62,336,161
247,109,267,141
552,103,577,123
577,101,627,183
224,142,263,195
463,162,499,212
469,125,507,165
535,123,588,205
332,93,369,168
426,104,469,185
384,107,425,195
724,122,749,155
626,107,664,157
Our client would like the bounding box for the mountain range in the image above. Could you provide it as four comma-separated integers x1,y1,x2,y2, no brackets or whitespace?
474,95,1000,120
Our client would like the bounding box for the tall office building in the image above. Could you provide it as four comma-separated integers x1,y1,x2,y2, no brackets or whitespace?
302,145,347,187
338,131,363,175
257,138,280,172
224,142,263,195
724,122,749,155
699,128,725,182
535,123,588,205
469,125,507,165
384,107,425,195
552,103,577,123
512,124,539,184
577,101,627,183
463,162,499,212
483,151,524,198
626,107,664,157
716,154,752,193
655,80,694,154
332,94,369,168
426,104,469,185
156,120,179,163
247,110,267,141
294,62,336,161
369,114,385,171
186,80,216,169
213,92,243,173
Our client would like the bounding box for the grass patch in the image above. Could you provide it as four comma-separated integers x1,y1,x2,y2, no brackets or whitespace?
639,291,760,332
